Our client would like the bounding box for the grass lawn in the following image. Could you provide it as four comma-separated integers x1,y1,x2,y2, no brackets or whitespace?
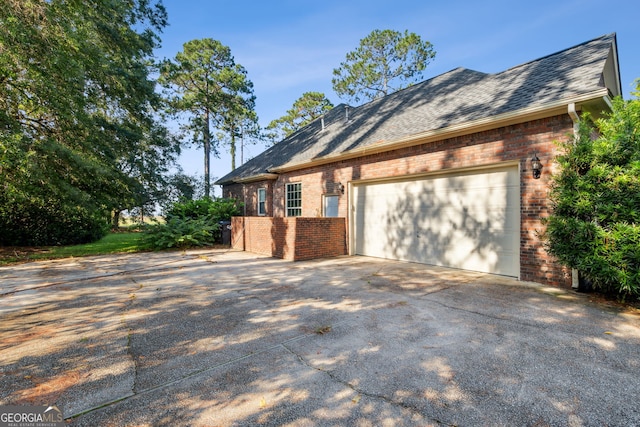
0,232,149,265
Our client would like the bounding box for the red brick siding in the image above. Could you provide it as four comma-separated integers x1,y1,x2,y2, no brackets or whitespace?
225,181,274,217
231,217,274,255
232,216,346,261
290,217,347,260
226,114,574,287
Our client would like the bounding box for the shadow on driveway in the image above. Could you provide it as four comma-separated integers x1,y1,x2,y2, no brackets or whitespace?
1,249,639,426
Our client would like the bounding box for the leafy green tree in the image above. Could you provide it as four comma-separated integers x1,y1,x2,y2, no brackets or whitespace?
545,95,640,299
265,92,333,143
218,105,260,170
160,38,256,193
160,173,200,210
112,123,182,228
0,0,169,245
215,110,261,169
332,29,436,104
236,113,262,166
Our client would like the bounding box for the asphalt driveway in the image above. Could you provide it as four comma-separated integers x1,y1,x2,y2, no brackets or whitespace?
1,249,639,426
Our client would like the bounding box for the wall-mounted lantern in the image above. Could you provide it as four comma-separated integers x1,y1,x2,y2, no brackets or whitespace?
337,182,345,194
531,153,543,179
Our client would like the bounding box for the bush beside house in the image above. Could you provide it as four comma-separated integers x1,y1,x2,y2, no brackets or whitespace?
143,198,243,249
545,95,640,300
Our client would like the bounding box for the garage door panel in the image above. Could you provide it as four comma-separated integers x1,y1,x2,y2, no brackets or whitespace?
353,166,519,277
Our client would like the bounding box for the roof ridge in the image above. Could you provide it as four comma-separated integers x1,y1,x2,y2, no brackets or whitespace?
497,32,615,75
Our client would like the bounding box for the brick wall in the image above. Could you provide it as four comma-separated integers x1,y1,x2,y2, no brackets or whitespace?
225,114,575,287
224,181,273,217
231,217,272,255
231,216,347,261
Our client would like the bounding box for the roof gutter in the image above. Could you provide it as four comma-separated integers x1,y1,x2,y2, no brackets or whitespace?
233,173,279,184
270,89,610,174
217,172,279,186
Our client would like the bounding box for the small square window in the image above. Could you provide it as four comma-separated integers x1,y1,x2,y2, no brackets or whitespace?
286,183,302,217
257,188,266,216
323,195,339,217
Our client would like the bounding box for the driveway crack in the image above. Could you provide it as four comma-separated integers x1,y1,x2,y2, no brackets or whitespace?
125,327,138,394
280,343,448,426
425,298,549,330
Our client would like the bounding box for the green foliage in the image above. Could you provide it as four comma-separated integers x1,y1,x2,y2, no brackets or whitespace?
0,191,109,246
144,197,243,249
47,232,147,257
143,218,219,249
0,232,146,265
545,97,640,299
332,29,436,104
208,198,244,222
165,198,217,221
0,0,174,245
160,38,257,192
265,92,334,143
164,197,243,222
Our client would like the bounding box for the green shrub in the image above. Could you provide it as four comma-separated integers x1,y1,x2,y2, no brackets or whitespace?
545,97,640,300
164,197,243,222
0,192,109,246
143,197,243,250
165,198,216,221
208,197,244,222
142,217,219,249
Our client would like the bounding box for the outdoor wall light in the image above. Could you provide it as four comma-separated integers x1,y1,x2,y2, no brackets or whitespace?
338,182,345,194
531,153,542,179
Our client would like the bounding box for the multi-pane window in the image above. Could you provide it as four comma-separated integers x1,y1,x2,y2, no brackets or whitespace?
257,188,266,216
286,182,302,217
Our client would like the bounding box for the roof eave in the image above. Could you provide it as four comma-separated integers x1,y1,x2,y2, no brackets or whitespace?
610,34,623,98
218,172,279,185
270,89,611,174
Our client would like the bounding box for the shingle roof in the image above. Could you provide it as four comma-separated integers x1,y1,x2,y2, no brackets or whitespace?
217,33,618,185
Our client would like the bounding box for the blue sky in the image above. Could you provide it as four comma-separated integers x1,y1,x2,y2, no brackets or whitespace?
155,0,639,195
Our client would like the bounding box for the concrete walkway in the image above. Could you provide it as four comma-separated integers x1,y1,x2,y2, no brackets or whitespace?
1,249,639,426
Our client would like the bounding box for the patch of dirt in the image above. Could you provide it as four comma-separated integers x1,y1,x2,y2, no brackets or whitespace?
0,324,55,349
0,246,53,263
16,370,83,405
584,291,640,312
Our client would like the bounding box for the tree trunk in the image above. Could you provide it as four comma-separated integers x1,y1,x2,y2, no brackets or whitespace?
230,131,236,171
203,109,211,198
240,123,245,167
112,210,121,230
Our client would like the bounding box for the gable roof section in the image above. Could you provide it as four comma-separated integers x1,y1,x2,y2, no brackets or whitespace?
217,33,619,185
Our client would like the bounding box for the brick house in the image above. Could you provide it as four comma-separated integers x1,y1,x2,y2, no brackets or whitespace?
216,33,621,287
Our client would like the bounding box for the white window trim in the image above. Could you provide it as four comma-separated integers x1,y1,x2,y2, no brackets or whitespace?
322,194,340,217
286,182,302,217
257,188,266,216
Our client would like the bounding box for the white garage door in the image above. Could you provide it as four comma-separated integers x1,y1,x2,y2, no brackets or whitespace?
352,166,520,277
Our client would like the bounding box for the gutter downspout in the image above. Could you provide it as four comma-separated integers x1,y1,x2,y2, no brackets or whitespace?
568,102,580,289
243,186,247,217
568,102,579,134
